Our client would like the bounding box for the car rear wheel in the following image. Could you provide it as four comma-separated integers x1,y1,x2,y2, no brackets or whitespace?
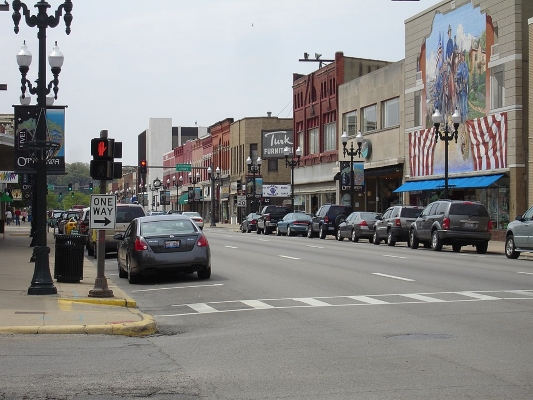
319,225,326,239
307,226,313,238
431,230,443,251
351,230,359,242
118,259,127,278
127,256,140,284
287,227,293,237
197,267,211,279
409,230,419,249
277,228,282,236
387,231,396,246
373,230,380,245
336,229,344,241
505,235,520,259
476,241,488,254
452,244,462,252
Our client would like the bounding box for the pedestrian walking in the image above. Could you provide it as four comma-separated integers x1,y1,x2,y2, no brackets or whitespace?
5,209,12,225
21,210,27,223
14,208,21,226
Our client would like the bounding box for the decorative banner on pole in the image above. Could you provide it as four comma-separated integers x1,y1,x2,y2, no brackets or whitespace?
0,171,19,183
13,105,66,175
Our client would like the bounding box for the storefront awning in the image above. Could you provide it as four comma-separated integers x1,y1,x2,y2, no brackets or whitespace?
178,188,202,205
393,174,504,193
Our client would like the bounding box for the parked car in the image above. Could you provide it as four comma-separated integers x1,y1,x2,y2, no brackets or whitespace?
78,207,90,236
373,205,422,246
147,210,164,216
240,212,259,233
114,214,211,284
47,209,64,228
336,211,381,242
87,203,146,257
167,210,183,214
256,205,291,235
409,200,492,253
277,212,312,236
182,211,204,230
504,205,533,259
57,210,82,234
307,204,353,239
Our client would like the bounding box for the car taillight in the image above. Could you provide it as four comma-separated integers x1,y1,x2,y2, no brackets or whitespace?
266,215,271,221
394,218,401,226
442,217,450,230
360,220,368,227
134,237,148,251
324,216,330,223
197,234,209,247
487,220,493,232
251,220,257,225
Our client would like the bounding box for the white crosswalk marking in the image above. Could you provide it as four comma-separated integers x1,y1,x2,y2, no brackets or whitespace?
187,303,218,313
347,296,389,305
241,300,275,309
156,290,533,318
458,291,501,301
294,298,331,307
401,294,446,302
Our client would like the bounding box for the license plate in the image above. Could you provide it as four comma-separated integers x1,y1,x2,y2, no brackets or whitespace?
165,240,180,249
463,222,475,228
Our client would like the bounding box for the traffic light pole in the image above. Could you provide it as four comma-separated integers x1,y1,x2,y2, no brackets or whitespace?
89,130,114,298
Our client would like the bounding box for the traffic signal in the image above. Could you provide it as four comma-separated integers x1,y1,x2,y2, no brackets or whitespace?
71,192,74,198
140,160,147,174
68,183,72,191
90,136,123,180
89,182,93,191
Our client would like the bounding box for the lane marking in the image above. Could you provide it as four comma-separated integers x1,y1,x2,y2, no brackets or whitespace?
225,245,238,249
382,254,407,259
132,283,223,293
517,272,533,275
372,273,415,282
258,239,270,242
279,255,300,260
305,245,324,249
458,291,501,301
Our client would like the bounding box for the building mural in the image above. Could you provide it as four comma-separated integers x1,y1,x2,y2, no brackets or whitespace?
410,2,507,178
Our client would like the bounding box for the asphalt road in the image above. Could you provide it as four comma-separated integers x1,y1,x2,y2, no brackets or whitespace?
2,227,532,399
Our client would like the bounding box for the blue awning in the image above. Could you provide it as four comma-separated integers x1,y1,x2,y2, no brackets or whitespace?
393,174,504,193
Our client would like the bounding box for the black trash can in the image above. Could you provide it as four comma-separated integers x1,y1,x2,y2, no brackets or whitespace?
54,234,87,283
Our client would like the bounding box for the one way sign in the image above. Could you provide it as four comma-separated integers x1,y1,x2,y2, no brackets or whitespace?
90,195,116,230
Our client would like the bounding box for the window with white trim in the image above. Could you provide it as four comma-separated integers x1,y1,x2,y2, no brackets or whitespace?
309,127,319,155
362,104,377,132
491,67,504,109
382,97,400,128
324,123,336,152
343,111,357,137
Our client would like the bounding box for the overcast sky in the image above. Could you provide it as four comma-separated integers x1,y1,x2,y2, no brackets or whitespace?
0,0,442,167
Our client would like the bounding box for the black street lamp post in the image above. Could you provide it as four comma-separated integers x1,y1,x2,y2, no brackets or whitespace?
151,178,161,211
246,156,262,213
432,108,461,198
13,0,73,295
188,171,200,212
341,131,364,210
172,175,183,211
207,166,220,227
283,146,302,210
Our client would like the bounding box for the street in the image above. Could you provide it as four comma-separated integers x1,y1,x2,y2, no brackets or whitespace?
2,226,533,399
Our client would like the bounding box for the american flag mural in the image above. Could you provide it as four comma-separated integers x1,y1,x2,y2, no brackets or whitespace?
409,129,437,177
466,112,507,171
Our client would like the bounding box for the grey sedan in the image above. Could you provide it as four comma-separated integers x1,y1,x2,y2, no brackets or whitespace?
336,211,382,242
114,215,211,284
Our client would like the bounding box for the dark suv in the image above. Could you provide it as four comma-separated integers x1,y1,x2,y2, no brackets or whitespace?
307,204,353,239
373,205,422,246
409,200,492,253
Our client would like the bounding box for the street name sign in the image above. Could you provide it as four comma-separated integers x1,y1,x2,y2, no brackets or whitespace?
90,195,116,230
175,163,192,172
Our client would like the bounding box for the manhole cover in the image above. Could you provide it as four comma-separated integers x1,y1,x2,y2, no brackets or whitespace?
385,333,455,340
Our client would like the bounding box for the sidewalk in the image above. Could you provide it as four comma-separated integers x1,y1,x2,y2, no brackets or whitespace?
0,222,507,336
0,223,156,336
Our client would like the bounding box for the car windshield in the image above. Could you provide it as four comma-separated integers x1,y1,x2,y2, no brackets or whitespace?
329,206,350,217
360,212,380,220
449,203,488,217
183,212,201,218
117,207,145,223
294,214,311,221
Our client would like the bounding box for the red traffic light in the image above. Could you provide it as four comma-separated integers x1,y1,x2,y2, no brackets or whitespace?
140,160,147,174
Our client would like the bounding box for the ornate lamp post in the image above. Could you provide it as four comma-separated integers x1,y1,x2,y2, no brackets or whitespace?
207,166,220,227
283,146,302,211
188,171,200,212
432,108,461,198
151,177,161,211
246,156,262,213
341,131,363,209
172,175,183,211
13,0,73,295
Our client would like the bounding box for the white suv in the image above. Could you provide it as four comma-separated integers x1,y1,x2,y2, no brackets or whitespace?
86,204,146,258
